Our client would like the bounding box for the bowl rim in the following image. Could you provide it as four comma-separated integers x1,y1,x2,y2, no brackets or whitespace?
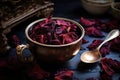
81,0,112,6
25,17,85,47
111,2,120,12
86,0,113,4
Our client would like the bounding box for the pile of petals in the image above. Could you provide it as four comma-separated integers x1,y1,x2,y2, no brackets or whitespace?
100,58,120,80
87,40,110,57
29,17,80,45
80,17,119,37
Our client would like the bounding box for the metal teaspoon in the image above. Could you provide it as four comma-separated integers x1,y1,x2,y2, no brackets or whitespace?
80,29,120,63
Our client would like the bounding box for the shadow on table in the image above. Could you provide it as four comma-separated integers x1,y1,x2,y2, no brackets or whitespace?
77,61,99,72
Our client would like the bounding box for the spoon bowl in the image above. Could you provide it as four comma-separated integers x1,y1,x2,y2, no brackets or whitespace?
81,49,101,63
80,29,120,63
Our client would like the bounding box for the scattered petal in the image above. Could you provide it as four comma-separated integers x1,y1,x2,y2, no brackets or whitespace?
110,35,120,52
100,58,120,77
55,70,74,80
12,35,21,47
87,40,103,50
27,64,50,80
87,40,110,57
85,26,104,37
82,38,89,44
99,20,119,32
80,17,95,27
100,72,112,80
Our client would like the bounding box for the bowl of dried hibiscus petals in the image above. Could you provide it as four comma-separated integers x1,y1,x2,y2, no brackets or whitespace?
16,17,85,63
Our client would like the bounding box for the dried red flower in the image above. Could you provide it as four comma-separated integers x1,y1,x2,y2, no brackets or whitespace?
101,58,115,76
100,58,120,77
82,38,89,44
87,40,110,57
12,35,21,47
99,20,119,32
85,26,104,37
80,17,95,27
100,72,112,80
54,70,74,80
0,58,8,68
99,45,110,57
110,35,120,52
80,17,119,33
87,40,103,50
29,17,80,45
27,64,50,80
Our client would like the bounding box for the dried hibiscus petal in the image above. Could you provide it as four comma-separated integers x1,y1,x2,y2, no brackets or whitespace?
110,35,120,52
0,58,8,68
87,40,110,57
99,20,118,32
54,70,74,80
27,64,50,80
82,38,89,44
104,58,120,72
59,32,79,44
100,58,115,76
99,44,110,57
56,19,71,26
100,58,120,77
100,72,112,80
80,17,95,27
11,35,21,47
87,40,103,50
29,17,80,45
45,16,52,23
85,26,104,37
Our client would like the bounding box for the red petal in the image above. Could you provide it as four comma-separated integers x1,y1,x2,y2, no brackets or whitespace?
99,20,119,32
100,72,112,80
27,64,50,80
80,17,95,27
82,38,89,44
101,60,114,76
12,35,21,47
55,70,74,80
110,35,120,52
87,40,103,50
85,26,104,37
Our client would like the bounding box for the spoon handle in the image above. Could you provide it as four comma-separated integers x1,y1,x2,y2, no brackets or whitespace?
97,29,120,50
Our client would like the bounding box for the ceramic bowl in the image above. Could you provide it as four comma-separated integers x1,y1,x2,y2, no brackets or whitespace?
16,17,85,64
81,0,114,15
111,2,120,20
